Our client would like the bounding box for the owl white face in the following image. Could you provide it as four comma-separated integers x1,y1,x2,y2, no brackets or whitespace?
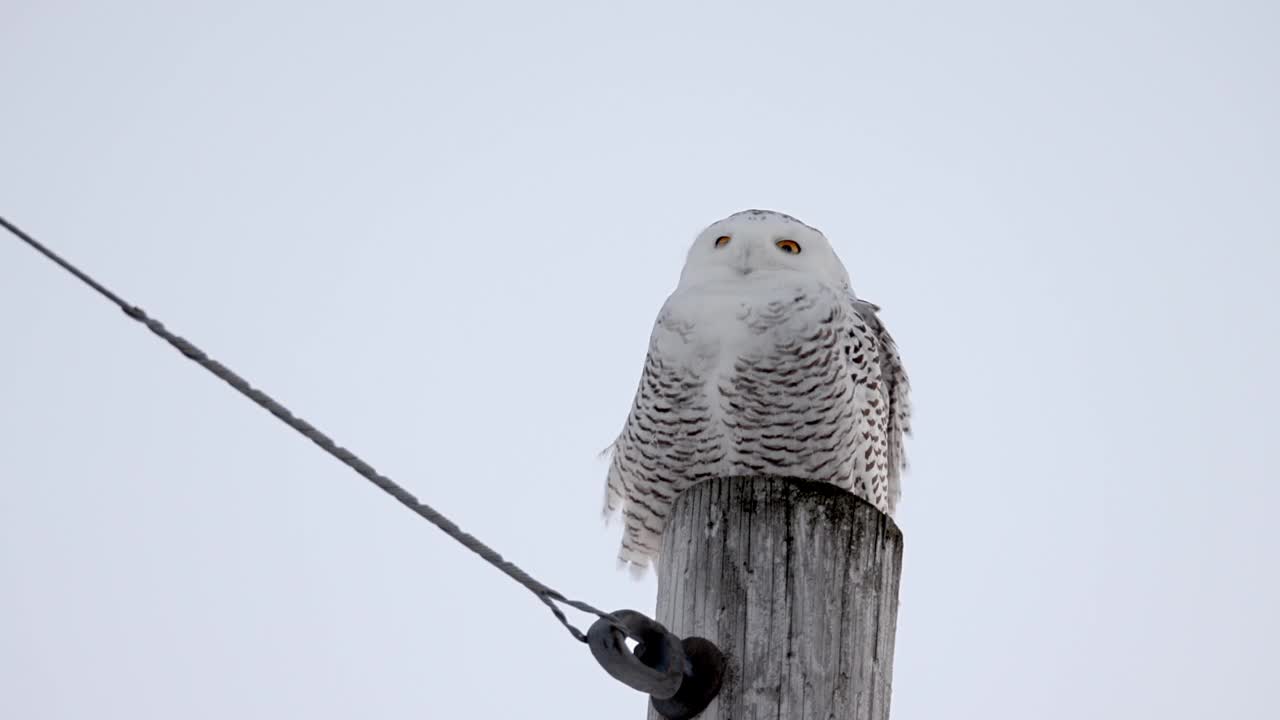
677,209,851,291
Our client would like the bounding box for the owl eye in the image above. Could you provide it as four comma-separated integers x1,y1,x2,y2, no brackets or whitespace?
775,239,801,254
714,235,732,248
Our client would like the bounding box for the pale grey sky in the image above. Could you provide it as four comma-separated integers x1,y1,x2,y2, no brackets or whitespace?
2,2,1277,718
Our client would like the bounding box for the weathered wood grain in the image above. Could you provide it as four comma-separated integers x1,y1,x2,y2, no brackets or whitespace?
648,476,903,720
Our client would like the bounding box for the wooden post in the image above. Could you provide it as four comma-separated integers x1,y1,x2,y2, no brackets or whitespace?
649,476,903,720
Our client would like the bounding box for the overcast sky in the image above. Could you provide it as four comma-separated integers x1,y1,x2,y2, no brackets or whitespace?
3,2,1277,719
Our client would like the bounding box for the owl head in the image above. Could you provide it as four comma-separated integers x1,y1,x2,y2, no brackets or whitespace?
678,209,852,291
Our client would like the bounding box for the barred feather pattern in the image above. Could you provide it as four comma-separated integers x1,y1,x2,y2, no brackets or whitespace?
605,278,910,570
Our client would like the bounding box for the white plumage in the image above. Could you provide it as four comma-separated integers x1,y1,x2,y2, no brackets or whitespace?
604,209,911,571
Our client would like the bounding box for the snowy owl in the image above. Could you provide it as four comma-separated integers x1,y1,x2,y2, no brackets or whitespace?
603,209,911,571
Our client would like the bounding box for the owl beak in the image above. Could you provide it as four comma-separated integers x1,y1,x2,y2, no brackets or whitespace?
736,246,754,275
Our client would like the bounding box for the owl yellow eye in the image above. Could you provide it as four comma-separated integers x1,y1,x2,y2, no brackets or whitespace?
714,235,732,248
775,239,801,254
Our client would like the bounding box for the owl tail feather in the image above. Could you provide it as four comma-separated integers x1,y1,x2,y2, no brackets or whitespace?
617,549,653,580
601,442,626,522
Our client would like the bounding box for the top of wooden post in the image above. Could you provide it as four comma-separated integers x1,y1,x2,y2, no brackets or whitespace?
650,475,904,720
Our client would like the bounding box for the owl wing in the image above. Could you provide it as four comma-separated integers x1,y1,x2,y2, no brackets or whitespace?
603,296,722,569
601,308,672,521
851,297,912,511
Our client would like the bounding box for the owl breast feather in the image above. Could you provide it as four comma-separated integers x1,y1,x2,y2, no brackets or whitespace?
607,275,896,567
648,278,860,479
